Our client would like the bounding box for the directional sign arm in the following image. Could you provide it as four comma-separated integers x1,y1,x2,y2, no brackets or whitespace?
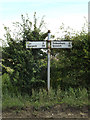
26,41,46,48
51,41,72,48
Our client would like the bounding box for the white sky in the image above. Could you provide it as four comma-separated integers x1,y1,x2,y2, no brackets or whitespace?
0,0,89,43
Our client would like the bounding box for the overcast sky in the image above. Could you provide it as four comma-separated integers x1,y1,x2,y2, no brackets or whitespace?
0,0,89,41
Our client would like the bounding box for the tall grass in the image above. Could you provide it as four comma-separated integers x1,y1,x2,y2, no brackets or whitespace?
2,93,25,110
2,87,88,111
62,87,88,107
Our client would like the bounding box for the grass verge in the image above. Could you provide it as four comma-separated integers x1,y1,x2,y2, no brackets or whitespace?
2,87,89,111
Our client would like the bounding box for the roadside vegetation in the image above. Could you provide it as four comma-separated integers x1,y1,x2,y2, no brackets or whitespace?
1,13,89,111
2,87,88,111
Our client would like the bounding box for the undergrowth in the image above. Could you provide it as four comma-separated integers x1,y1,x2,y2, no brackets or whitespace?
2,87,88,111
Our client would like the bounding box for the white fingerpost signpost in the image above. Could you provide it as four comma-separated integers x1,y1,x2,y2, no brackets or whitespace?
26,30,72,91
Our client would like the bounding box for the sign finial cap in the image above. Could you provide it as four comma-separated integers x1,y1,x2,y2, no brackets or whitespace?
48,30,51,33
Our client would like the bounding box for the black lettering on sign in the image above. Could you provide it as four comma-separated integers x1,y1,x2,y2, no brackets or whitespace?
53,45,62,47
53,42,65,44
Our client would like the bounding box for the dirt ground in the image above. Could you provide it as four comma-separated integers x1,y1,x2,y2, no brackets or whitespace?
2,103,90,119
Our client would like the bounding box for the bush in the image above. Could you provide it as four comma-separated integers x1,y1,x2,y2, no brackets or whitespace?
2,73,19,95
2,14,48,94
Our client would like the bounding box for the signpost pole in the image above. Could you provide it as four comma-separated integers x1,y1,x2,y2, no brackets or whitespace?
47,30,51,91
